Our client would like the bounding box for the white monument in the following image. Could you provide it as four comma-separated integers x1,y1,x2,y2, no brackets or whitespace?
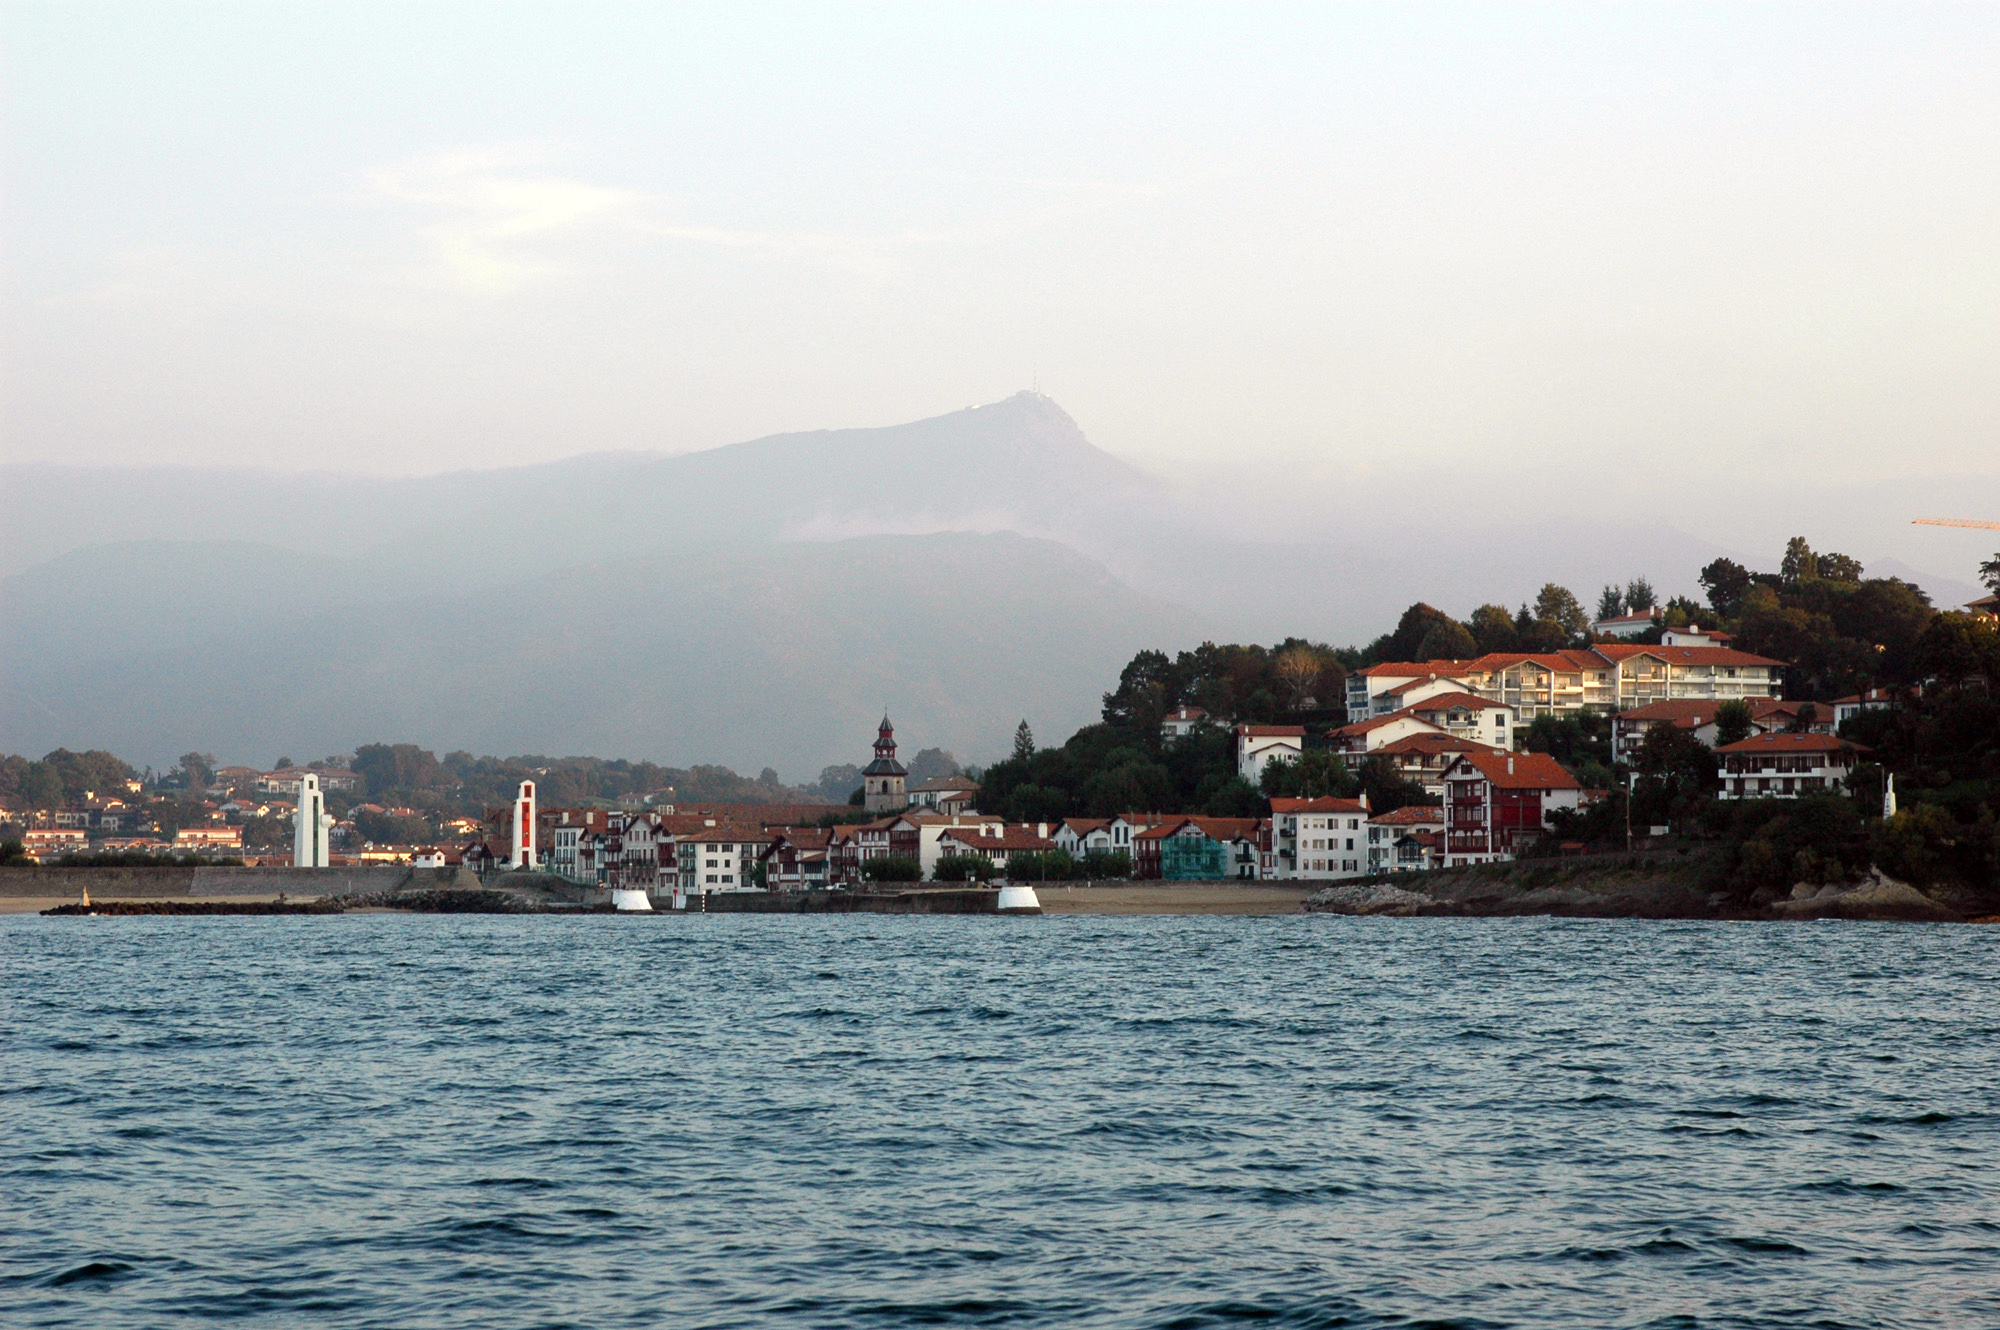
508,780,538,870
293,771,333,868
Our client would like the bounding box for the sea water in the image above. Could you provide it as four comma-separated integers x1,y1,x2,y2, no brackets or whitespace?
3,913,1997,1328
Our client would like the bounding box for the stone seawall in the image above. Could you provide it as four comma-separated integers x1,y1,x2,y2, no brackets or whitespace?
699,888,1002,914
0,865,485,899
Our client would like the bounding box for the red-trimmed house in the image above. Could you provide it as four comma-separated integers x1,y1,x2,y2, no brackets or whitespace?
1441,751,1584,866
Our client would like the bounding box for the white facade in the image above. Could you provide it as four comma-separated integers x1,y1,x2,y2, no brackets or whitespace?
1268,797,1368,881
1236,727,1305,785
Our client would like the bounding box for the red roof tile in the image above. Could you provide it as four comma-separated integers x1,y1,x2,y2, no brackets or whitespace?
1444,751,1582,790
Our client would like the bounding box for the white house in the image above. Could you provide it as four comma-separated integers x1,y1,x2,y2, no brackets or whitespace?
1160,706,1211,743
1236,725,1306,786
1590,611,1659,639
1268,795,1369,881
1715,733,1869,800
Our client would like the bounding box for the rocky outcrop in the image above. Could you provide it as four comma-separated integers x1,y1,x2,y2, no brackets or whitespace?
1770,869,1962,923
1300,881,1436,916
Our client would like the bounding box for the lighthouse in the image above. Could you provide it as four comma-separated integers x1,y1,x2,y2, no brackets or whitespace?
508,780,538,870
293,771,333,868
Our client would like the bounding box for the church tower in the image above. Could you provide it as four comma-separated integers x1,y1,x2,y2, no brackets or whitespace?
862,714,910,812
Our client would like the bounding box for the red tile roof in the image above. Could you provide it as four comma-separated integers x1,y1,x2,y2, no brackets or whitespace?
1371,733,1492,755
1370,804,1445,825
1592,644,1785,667
1269,797,1368,814
1445,751,1582,790
938,827,1055,853
1406,691,1510,714
1358,660,1476,677
1714,734,1869,754
1236,724,1307,737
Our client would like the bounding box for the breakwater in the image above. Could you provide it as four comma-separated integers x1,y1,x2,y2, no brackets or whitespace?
0,864,486,899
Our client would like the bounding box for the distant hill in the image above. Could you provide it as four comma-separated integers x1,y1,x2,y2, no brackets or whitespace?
0,530,1195,778
7,389,1988,773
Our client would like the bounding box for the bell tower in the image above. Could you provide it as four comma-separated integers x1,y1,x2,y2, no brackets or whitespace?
862,714,910,813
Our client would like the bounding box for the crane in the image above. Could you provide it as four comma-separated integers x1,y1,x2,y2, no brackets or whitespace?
1912,518,2000,531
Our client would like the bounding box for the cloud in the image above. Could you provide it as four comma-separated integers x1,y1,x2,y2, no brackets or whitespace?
368,147,646,292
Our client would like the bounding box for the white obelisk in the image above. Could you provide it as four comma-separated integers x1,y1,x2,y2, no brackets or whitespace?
508,780,538,870
293,772,332,868
1883,772,1897,819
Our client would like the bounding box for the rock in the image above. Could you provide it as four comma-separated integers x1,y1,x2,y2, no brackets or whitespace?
1302,881,1437,916
1771,869,1963,923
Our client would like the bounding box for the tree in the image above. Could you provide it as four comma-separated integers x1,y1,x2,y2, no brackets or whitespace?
1624,577,1658,613
1468,604,1517,654
1699,558,1752,615
1781,536,1819,584
179,752,217,789
1259,750,1357,800
1816,552,1864,584
1414,618,1476,662
862,855,922,883
933,854,995,882
1102,648,1176,728
1596,586,1626,621
1912,613,2000,686
1011,721,1036,763
1274,645,1328,711
906,748,960,784
1981,554,2000,596
1381,603,1465,664
1200,777,1268,818
1532,584,1588,645
1713,700,1753,748
1785,703,1820,734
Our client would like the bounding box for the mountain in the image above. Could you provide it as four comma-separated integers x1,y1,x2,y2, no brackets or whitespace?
5,390,1988,774
0,531,1197,778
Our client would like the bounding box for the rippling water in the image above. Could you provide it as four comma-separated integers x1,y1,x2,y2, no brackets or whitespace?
4,914,1998,1328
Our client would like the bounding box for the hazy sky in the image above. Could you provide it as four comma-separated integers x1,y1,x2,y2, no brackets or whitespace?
6,3,1999,494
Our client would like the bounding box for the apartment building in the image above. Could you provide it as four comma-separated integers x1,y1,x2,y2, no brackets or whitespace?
1715,734,1868,800
1364,804,1446,874
1267,796,1369,881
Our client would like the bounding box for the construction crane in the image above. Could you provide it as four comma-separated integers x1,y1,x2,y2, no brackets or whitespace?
1912,518,2000,531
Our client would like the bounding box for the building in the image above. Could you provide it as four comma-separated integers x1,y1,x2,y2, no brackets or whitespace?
1365,804,1446,874
174,826,244,851
1235,725,1305,786
1715,734,1869,800
1441,751,1583,866
762,827,836,890
1610,697,1837,763
1369,733,1496,798
1831,688,1898,728
1133,817,1262,880
1660,625,1734,647
1267,796,1369,881
1346,661,1478,718
1398,692,1516,749
935,824,1057,873
862,715,910,812
908,775,980,814
1591,611,1660,639
257,767,360,796
1966,594,1999,624
23,828,86,858
1160,706,1210,743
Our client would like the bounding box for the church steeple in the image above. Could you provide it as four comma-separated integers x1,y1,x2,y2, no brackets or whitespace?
862,712,909,812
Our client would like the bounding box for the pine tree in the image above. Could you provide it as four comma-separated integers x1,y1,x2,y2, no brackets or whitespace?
1012,720,1036,762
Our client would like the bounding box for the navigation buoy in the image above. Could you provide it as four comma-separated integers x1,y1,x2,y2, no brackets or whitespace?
611,888,654,913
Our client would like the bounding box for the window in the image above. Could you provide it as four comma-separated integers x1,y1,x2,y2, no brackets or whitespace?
705,874,716,883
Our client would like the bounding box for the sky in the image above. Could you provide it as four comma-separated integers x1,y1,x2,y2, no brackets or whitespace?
6,3,2000,520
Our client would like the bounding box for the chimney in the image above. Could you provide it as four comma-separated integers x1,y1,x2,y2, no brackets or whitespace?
1507,756,1515,776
